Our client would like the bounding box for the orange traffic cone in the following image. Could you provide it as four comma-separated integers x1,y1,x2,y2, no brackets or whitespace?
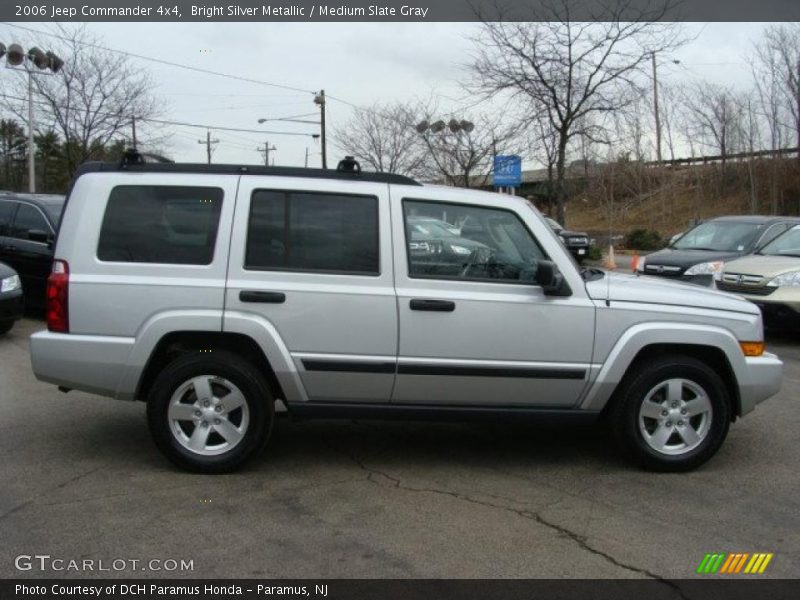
603,245,617,270
630,253,640,273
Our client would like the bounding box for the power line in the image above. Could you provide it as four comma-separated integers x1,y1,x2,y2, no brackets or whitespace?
0,93,319,137
1,22,317,95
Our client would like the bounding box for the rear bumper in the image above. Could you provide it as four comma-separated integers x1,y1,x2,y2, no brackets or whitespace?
0,289,24,323
30,330,135,399
739,352,783,416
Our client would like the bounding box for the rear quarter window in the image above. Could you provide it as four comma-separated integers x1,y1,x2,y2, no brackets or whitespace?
97,186,223,264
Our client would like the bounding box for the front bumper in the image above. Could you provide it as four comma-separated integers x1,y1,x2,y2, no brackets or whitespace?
739,352,783,416
728,288,800,330
0,289,24,323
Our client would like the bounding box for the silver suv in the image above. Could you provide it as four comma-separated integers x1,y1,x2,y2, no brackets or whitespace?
30,155,783,473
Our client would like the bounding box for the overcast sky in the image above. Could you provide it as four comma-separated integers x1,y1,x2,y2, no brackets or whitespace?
0,21,774,169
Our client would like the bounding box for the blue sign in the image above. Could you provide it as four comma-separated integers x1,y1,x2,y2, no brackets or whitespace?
493,155,522,187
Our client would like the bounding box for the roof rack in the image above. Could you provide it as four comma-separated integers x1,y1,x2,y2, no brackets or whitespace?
74,150,421,186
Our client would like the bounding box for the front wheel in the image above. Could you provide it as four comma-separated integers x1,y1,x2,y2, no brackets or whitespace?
147,351,274,473
610,355,731,472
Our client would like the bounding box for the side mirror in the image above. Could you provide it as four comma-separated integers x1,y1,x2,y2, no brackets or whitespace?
28,229,52,245
536,260,572,297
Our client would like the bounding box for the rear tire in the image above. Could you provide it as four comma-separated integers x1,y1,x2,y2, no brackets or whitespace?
147,351,274,473
0,320,13,335
610,354,730,472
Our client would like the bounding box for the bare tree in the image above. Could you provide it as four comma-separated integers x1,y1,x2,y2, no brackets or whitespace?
682,82,744,165
5,25,159,174
754,25,800,152
333,102,425,175
469,0,686,223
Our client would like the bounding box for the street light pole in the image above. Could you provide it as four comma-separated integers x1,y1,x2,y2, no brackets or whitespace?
27,65,35,193
315,90,327,169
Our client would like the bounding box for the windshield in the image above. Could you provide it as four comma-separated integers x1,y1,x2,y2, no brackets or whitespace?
408,220,457,239
671,221,762,252
760,225,800,257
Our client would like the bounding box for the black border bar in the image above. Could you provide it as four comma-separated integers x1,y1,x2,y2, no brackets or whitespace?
2,1,799,22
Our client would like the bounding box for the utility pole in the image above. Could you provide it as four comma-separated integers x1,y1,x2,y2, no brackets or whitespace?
652,51,662,164
257,140,277,166
131,115,138,150
27,66,34,193
198,130,219,165
315,90,327,169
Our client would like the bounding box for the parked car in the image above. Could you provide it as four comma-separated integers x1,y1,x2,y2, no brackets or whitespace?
717,224,800,329
637,216,800,286
0,193,65,310
30,153,782,473
545,217,591,262
0,261,23,334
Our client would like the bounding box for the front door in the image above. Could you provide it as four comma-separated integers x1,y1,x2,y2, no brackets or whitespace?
391,191,596,408
224,177,397,403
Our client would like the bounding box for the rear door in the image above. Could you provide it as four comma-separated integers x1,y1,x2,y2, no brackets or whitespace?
224,177,397,403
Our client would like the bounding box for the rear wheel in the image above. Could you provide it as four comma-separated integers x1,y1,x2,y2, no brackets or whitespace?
0,320,13,335
610,355,731,472
147,351,274,473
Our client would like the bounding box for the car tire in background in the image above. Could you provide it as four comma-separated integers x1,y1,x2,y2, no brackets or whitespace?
147,350,275,473
610,354,730,472
0,320,13,335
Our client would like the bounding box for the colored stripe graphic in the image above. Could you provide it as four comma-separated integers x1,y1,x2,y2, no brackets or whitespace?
699,553,773,575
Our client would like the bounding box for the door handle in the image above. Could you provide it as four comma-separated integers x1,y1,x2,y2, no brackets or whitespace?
409,299,455,312
239,290,286,304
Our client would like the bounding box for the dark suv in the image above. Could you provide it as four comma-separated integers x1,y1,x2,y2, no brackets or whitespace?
0,193,64,309
545,217,590,262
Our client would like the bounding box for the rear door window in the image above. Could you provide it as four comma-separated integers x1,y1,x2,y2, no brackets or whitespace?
97,186,223,264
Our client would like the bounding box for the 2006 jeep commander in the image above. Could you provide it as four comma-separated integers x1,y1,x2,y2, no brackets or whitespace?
30,154,783,473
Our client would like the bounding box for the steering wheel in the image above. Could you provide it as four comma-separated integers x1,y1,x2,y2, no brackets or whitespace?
460,247,495,278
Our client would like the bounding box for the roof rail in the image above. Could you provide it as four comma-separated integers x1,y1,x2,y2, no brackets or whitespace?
76,154,421,186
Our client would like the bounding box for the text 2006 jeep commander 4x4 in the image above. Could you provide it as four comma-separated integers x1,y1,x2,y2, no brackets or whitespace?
30,153,783,473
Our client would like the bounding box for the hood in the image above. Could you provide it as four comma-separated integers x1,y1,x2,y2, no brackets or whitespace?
585,271,758,315
644,247,745,269
722,254,800,280
0,262,17,279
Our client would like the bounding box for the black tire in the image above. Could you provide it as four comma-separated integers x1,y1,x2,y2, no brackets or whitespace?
609,354,731,472
147,350,274,473
0,320,13,335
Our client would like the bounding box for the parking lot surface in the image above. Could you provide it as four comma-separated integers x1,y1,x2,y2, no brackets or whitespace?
1,317,799,579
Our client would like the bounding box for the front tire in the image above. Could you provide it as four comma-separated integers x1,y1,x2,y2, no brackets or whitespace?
610,355,731,472
0,320,14,335
147,351,274,473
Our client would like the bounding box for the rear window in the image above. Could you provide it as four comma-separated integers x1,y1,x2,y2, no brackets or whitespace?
245,189,379,275
97,186,223,264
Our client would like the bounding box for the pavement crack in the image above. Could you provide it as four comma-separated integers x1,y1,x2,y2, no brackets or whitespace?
336,446,689,598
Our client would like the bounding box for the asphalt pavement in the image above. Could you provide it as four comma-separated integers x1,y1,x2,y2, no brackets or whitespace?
1,318,798,580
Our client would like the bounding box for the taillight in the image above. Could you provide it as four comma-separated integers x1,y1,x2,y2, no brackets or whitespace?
47,260,69,333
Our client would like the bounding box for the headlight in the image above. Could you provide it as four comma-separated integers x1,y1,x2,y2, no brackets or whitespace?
767,270,800,287
684,261,724,276
1,274,21,293
636,256,646,272
449,244,472,255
